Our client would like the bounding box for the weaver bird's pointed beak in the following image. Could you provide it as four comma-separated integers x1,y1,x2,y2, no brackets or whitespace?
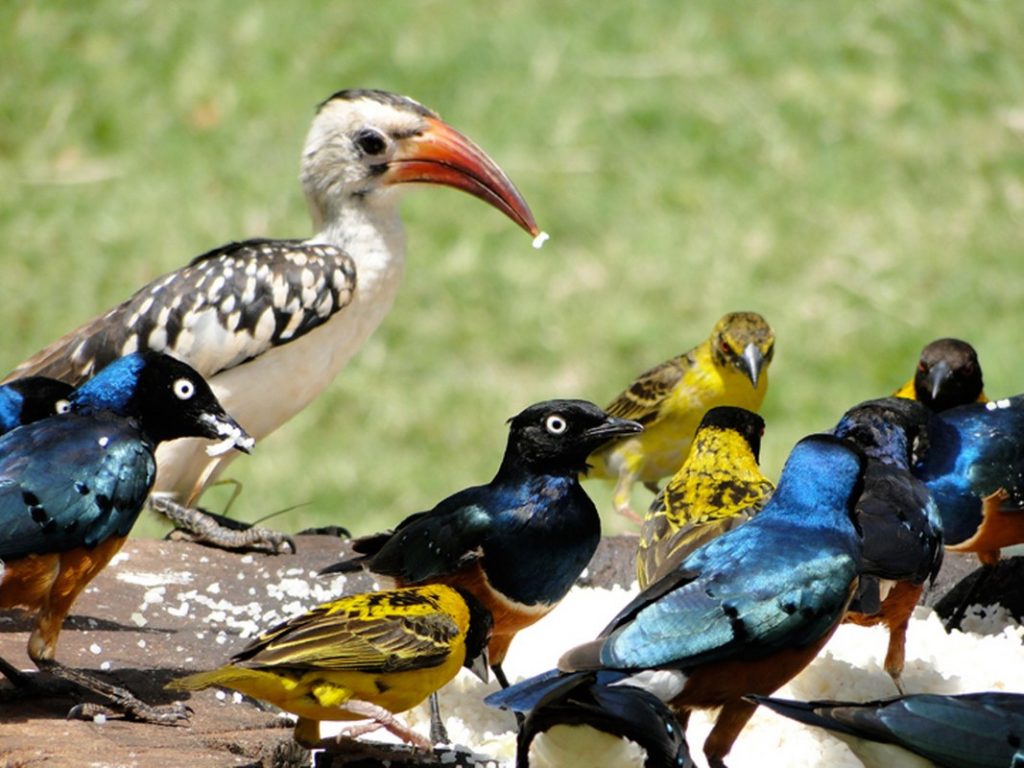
385,116,540,238
468,650,490,684
739,343,766,389
200,413,255,456
585,416,644,443
923,360,952,402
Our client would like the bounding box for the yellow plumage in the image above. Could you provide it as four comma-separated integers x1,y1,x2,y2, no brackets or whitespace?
167,584,489,747
589,312,774,520
636,406,774,588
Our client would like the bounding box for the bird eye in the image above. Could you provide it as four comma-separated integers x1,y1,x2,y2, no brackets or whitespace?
173,378,196,400
545,415,568,435
354,129,387,156
55,399,71,414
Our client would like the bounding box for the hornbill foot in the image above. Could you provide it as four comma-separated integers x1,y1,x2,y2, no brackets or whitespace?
151,496,296,554
38,661,192,725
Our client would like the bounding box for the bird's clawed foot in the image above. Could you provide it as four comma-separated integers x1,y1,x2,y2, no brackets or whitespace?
151,495,296,554
336,700,433,750
36,661,191,725
67,699,192,725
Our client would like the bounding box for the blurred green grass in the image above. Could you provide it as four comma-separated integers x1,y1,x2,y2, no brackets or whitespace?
2,1,1022,538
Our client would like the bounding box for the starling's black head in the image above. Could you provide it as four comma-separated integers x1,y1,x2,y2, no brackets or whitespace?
913,337,984,412
833,397,933,467
503,399,643,476
698,406,766,462
0,376,74,435
69,352,254,452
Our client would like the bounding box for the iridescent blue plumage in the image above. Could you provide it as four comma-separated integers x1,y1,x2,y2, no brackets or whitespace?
490,434,867,767
831,397,943,690
833,397,943,591
755,692,1024,768
320,399,643,685
0,377,73,436
914,394,1024,553
0,412,155,559
0,353,252,561
0,351,252,723
515,669,693,768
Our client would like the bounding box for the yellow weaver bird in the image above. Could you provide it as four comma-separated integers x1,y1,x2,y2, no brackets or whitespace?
636,406,774,588
588,311,774,521
167,584,492,748
893,337,987,411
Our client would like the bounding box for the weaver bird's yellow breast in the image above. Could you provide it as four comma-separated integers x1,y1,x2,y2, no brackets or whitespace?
637,413,774,587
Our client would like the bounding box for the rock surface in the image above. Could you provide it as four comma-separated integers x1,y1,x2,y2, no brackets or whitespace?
0,534,1013,767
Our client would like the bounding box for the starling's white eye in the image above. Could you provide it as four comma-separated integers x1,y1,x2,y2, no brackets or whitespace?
545,414,568,435
173,378,196,400
55,399,71,415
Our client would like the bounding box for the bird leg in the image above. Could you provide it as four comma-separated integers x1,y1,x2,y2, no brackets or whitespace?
150,495,295,554
492,663,526,728
944,563,994,633
612,471,643,524
492,662,513,689
334,699,433,749
428,691,450,744
36,659,191,725
0,655,38,689
703,699,758,768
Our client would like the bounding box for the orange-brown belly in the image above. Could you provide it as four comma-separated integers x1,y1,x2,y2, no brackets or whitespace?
1,536,128,661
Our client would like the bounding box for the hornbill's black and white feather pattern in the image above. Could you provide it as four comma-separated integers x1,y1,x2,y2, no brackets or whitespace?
4,89,540,551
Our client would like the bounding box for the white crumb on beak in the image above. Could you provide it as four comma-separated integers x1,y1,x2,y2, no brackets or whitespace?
532,231,550,249
202,415,255,456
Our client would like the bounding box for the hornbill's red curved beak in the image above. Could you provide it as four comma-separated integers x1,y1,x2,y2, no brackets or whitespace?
384,116,540,238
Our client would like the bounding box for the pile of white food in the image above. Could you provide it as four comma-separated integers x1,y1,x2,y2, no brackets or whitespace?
320,583,1024,768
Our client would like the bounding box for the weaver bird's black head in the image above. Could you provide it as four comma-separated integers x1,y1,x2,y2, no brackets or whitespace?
912,337,984,412
708,311,775,389
699,406,766,462
834,397,933,468
0,376,74,435
503,399,643,476
301,88,539,237
68,352,254,453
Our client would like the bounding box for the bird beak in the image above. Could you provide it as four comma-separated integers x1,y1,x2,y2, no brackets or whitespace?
201,413,255,456
585,416,644,442
738,343,765,389
468,650,490,684
384,116,540,238
923,360,952,401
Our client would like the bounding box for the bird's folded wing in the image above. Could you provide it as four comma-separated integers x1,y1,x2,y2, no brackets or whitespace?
3,239,356,385
856,466,943,583
571,544,857,671
0,419,154,558
233,593,461,673
368,498,493,583
603,357,686,424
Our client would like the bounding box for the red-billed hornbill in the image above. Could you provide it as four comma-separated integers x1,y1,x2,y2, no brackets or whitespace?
4,89,541,553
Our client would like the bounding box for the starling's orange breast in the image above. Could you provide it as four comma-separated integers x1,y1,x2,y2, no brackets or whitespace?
0,535,127,661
